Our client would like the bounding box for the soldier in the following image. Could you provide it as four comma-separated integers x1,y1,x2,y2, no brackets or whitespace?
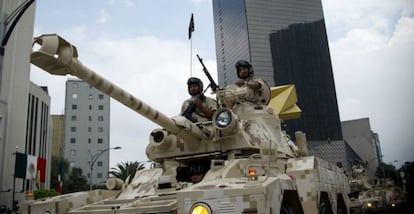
189,165,206,184
181,77,217,123
234,60,270,105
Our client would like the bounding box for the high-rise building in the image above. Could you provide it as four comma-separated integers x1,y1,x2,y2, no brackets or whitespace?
0,1,46,208
342,118,382,179
51,115,64,158
212,0,342,141
64,79,110,187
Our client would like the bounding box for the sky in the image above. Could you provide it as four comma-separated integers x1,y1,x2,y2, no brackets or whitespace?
30,0,414,169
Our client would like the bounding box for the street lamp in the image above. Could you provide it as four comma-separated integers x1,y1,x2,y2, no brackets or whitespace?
89,146,121,190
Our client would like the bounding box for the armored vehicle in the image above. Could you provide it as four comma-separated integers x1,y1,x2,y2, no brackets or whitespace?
352,178,406,213
30,34,350,214
347,161,407,213
348,160,372,210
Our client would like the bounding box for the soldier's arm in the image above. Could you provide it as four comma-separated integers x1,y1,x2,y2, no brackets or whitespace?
194,98,214,120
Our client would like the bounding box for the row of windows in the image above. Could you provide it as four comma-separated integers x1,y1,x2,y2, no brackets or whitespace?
88,172,104,179
71,104,105,110
70,126,105,133
71,115,105,121
71,93,105,100
70,138,104,144
70,126,104,132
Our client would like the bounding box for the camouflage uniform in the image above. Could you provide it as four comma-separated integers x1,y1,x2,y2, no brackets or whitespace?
241,76,270,105
180,96,217,122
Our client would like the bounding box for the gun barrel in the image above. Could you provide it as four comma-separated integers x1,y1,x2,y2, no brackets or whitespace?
30,34,192,136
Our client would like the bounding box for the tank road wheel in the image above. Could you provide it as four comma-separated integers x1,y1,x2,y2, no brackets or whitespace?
336,194,347,214
319,192,333,214
280,190,304,214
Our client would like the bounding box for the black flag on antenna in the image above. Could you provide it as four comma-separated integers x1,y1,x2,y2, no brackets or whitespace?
188,13,195,40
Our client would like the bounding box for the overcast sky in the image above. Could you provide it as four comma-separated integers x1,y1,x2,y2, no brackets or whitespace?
30,0,414,169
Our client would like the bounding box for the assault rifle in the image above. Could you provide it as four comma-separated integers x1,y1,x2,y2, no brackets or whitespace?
182,94,205,123
196,54,219,92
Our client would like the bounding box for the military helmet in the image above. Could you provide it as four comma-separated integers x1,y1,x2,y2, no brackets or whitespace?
187,77,203,95
189,165,205,175
235,60,253,78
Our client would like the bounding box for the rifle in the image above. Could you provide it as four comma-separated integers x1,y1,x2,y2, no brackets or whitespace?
182,103,197,122
182,94,205,123
196,54,219,92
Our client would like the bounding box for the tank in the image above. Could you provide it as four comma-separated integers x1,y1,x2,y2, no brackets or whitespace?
347,161,407,213
30,34,351,214
352,178,407,213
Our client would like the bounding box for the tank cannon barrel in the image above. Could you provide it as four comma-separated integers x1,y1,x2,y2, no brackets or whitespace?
30,34,203,139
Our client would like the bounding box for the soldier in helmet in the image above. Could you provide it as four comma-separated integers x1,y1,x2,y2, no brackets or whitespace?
234,60,270,105
189,164,206,184
181,77,217,123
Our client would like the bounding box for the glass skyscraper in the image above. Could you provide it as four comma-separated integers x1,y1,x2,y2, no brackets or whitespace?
212,0,342,141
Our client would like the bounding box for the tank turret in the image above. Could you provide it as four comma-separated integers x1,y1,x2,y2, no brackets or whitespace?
29,34,352,214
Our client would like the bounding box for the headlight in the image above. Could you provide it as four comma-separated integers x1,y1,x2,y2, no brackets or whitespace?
367,202,372,208
213,109,239,135
215,110,232,128
190,203,211,214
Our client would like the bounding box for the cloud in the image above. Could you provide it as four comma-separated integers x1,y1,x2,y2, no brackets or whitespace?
389,16,414,46
96,9,110,24
327,4,414,165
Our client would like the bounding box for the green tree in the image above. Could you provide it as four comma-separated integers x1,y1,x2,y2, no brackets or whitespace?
63,167,89,193
109,161,145,183
375,162,399,184
49,156,69,192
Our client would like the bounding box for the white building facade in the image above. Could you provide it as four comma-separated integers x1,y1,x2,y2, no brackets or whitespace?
0,0,52,209
64,79,110,188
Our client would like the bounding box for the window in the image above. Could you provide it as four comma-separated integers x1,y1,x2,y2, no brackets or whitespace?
88,116,92,121
88,127,91,132
97,127,103,132
97,161,103,167
71,104,77,110
71,115,77,121
70,138,76,144
72,83,78,88
98,94,104,99
89,94,93,100
70,162,75,167
97,138,103,144
69,149,76,156
71,127,76,132
72,94,78,99
88,149,91,155
88,138,91,144
97,173,103,178
89,105,92,110
98,105,104,110
98,116,104,121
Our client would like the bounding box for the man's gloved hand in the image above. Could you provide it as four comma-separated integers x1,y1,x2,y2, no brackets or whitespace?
193,97,202,107
235,79,245,87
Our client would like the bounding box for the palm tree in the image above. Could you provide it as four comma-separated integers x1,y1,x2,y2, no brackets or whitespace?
109,161,145,183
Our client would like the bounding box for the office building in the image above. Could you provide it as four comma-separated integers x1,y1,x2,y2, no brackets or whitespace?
212,0,342,141
0,1,50,208
51,115,64,158
64,79,110,187
342,118,382,179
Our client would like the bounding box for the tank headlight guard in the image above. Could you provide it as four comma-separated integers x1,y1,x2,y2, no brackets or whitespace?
215,110,232,128
190,202,211,214
213,109,239,135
